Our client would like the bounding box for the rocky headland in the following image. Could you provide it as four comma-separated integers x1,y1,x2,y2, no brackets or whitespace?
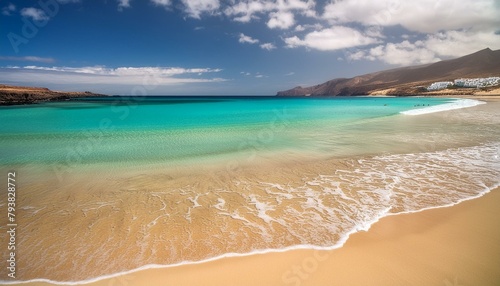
0,85,105,105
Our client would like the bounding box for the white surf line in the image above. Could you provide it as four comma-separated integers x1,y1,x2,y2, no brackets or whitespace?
400,99,486,115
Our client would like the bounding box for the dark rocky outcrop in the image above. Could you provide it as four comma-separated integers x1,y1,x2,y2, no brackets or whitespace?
0,85,105,105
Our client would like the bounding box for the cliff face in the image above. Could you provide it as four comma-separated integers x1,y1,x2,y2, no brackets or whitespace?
0,85,105,105
277,48,500,96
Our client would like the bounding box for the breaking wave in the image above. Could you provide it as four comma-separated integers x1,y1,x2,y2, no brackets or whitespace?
400,99,485,115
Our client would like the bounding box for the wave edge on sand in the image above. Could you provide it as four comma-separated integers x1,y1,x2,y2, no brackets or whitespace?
400,98,485,115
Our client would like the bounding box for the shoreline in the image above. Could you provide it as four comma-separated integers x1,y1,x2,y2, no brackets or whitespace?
1,86,499,107
9,184,500,286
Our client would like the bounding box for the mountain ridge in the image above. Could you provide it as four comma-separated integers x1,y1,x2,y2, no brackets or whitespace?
277,48,500,96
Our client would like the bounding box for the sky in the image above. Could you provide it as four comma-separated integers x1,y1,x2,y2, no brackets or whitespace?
0,0,499,95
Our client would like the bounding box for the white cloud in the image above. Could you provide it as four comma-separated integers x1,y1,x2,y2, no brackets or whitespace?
347,50,365,61
58,0,81,3
17,66,222,76
2,3,16,16
284,71,295,76
349,29,500,65
323,0,500,34
239,71,267,78
0,66,226,86
0,56,55,63
425,30,500,57
224,0,315,24
182,0,220,18
267,11,294,29
276,0,314,11
238,34,276,50
306,1,500,65
117,0,131,10
150,0,172,8
238,33,259,44
260,43,276,50
294,23,323,32
355,41,440,66
21,7,48,21
294,25,305,31
284,26,380,51
364,26,384,39
224,0,274,23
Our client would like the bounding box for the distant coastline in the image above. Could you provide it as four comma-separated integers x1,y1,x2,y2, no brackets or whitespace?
0,84,106,106
277,48,500,97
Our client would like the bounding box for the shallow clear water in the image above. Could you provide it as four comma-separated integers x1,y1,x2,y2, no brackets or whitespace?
0,96,453,166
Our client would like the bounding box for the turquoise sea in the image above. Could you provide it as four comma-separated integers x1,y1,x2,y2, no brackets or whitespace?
0,96,456,166
0,96,499,283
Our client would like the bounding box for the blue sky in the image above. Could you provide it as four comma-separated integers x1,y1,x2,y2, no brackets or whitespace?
1,0,499,95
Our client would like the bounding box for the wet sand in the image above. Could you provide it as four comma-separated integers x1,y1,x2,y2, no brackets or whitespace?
23,187,499,286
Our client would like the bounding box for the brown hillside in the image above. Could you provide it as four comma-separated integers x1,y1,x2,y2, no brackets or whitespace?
277,48,500,96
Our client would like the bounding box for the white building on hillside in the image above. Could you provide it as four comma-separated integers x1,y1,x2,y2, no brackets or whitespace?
427,81,453,91
454,77,500,88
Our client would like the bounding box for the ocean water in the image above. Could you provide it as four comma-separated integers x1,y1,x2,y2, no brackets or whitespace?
0,96,458,166
0,96,499,283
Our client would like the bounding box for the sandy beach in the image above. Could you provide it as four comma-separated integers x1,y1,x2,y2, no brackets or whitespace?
21,187,498,286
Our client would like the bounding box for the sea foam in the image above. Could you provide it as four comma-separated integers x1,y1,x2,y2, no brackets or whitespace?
400,99,485,115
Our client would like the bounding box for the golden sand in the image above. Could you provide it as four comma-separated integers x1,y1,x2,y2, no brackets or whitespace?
473,88,500,96
22,188,499,286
